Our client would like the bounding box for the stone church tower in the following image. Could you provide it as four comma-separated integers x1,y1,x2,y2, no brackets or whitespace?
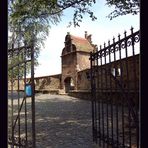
61,31,96,93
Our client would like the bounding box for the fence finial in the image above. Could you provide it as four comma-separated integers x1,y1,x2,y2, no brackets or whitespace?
131,26,134,34
108,40,110,45
118,34,121,40
124,30,127,37
100,45,102,50
113,36,115,43
104,42,106,47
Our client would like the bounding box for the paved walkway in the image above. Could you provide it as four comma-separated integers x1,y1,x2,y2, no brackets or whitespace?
8,93,96,148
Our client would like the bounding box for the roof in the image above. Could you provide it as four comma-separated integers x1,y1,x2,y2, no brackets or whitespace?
70,35,94,52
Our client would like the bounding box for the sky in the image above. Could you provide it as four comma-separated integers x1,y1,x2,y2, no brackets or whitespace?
33,0,140,78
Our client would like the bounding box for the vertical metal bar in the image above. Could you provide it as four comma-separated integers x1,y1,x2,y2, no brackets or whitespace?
109,42,114,146
96,49,101,146
118,34,125,147
93,51,98,143
11,43,14,148
91,51,98,143
31,43,36,148
95,49,101,144
113,37,119,147
124,31,131,147
90,52,95,142
17,38,21,147
100,48,105,148
95,54,98,143
104,44,109,147
95,49,100,143
131,27,139,148
24,44,28,147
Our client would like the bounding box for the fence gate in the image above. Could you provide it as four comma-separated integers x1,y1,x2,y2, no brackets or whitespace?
8,39,36,147
90,28,140,148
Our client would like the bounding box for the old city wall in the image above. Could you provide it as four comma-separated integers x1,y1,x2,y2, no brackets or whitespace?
8,74,62,94
69,54,139,103
8,54,139,102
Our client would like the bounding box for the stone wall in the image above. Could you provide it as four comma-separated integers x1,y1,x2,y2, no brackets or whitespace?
8,74,62,92
69,54,139,103
76,54,139,91
35,74,61,90
8,54,139,101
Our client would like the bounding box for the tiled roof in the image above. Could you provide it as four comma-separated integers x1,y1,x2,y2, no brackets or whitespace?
70,35,94,52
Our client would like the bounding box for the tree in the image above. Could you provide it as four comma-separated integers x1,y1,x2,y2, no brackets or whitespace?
106,0,140,20
8,0,98,79
8,0,139,79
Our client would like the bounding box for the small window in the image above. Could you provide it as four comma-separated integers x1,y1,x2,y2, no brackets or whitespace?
111,67,121,77
116,68,121,76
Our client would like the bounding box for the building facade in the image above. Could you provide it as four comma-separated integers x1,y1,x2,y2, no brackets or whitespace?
61,32,96,92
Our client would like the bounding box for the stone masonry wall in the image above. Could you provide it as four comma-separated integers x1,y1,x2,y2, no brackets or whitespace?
76,54,139,91
8,54,139,102
8,74,61,91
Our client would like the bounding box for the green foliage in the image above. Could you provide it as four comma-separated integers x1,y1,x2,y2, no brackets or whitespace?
8,0,139,79
8,0,60,79
8,0,97,79
8,48,30,80
106,0,140,20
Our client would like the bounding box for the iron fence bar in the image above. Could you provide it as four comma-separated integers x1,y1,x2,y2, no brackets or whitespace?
90,53,98,143
96,50,101,146
94,57,98,143
124,31,132,147
108,46,114,146
100,47,105,148
90,53,95,142
98,73,101,146
118,33,125,147
24,95,28,148
113,37,120,147
10,43,14,148
131,27,139,148
94,52,98,144
104,43,109,148
31,44,36,148
24,44,28,147
94,57,98,144
17,45,21,147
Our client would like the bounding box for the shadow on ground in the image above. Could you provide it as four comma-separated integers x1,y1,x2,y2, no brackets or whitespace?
8,93,94,148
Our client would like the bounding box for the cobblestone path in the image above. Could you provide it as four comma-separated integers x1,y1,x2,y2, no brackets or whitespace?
8,93,95,148
35,94,94,148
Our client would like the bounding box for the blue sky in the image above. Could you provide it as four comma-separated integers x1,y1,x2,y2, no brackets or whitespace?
33,0,140,77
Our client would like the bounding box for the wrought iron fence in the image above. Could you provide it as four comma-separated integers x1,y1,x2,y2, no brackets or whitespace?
8,40,36,147
90,27,140,148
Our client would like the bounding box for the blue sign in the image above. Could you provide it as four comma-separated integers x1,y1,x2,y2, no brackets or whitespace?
25,84,32,97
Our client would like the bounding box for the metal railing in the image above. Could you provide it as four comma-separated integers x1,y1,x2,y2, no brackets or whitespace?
8,41,36,147
90,27,140,148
